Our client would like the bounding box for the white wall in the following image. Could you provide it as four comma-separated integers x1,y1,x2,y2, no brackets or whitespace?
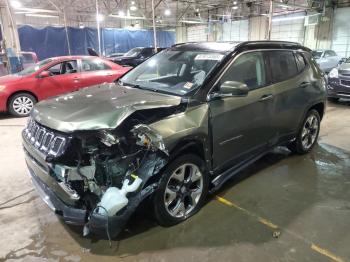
332,7,350,57
221,20,249,42
186,25,208,42
271,12,306,44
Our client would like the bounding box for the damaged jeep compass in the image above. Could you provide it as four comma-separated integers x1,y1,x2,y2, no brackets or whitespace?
23,41,326,238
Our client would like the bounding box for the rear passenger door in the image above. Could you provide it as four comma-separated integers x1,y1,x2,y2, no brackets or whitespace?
267,51,312,141
80,58,115,87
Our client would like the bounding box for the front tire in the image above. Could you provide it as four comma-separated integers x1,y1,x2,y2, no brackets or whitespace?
288,109,320,154
153,154,209,226
8,93,36,117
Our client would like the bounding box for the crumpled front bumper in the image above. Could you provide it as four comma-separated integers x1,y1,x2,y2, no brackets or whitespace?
27,161,139,238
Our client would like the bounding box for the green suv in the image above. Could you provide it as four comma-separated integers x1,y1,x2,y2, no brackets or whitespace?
22,41,326,238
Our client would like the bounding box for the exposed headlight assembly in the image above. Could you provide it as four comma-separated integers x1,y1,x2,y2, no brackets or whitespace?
329,68,338,79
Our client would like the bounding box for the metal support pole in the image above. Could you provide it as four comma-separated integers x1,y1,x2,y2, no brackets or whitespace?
63,10,71,55
151,0,157,52
267,0,273,40
96,0,102,54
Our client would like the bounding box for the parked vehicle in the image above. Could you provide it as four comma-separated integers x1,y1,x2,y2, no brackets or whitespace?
107,52,125,58
112,47,164,67
23,41,326,238
327,57,350,102
21,52,39,69
0,51,39,77
0,56,131,117
312,49,342,73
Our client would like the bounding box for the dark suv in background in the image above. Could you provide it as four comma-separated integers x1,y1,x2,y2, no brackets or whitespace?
112,47,164,67
23,41,326,238
327,57,350,101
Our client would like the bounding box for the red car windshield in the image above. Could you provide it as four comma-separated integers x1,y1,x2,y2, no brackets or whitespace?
17,59,53,76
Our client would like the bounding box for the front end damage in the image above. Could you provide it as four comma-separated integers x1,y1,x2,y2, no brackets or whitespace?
23,117,169,238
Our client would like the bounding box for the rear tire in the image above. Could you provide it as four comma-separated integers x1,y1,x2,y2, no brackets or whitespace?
288,109,320,154
153,154,209,227
8,93,36,117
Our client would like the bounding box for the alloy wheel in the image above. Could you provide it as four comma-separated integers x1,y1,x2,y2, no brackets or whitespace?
12,96,34,116
164,163,204,218
301,114,319,150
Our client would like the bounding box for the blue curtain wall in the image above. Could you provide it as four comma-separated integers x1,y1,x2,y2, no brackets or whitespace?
18,25,175,60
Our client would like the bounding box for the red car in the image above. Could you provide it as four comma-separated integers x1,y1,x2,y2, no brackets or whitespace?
0,56,131,117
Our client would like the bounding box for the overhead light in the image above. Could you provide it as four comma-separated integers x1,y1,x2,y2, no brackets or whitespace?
181,20,206,24
164,9,171,16
232,6,238,9
233,1,237,4
25,13,58,18
97,14,104,22
131,1,135,4
118,10,125,16
11,0,22,8
130,5,137,11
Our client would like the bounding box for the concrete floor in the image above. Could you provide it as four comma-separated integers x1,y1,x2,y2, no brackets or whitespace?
0,100,350,262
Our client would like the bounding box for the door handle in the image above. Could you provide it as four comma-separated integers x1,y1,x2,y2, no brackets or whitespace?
299,81,310,88
259,94,274,102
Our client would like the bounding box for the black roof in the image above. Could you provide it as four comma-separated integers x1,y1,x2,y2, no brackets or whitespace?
172,40,311,53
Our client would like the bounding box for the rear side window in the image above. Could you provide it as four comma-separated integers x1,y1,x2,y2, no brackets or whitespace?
295,53,307,72
82,59,111,71
141,48,154,57
268,51,298,82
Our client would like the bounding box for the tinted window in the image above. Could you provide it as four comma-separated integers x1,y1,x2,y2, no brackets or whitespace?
268,51,298,82
295,53,307,72
48,60,78,75
220,51,266,90
325,50,336,57
82,59,111,71
141,48,154,57
22,54,34,63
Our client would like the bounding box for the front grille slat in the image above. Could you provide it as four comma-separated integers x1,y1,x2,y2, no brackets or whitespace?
340,80,350,87
24,119,66,156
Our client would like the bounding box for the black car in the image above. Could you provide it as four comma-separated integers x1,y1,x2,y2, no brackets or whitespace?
113,47,164,67
327,57,350,101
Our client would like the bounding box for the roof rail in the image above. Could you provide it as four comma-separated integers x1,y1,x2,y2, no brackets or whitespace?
234,40,311,52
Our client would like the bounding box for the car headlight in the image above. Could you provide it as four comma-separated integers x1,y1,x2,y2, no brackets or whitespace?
329,68,338,79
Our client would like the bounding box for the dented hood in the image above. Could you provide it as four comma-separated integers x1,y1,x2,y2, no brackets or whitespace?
32,83,181,133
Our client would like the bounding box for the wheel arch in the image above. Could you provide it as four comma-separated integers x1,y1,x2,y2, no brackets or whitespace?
308,102,325,120
7,90,38,110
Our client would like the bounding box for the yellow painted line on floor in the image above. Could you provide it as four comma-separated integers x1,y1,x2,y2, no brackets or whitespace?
311,244,345,262
215,195,278,230
215,195,345,262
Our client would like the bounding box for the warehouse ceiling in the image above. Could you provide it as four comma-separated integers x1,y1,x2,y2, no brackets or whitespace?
2,0,348,28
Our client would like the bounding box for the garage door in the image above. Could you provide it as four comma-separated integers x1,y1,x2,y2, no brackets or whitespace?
271,12,305,44
332,7,350,58
222,19,249,42
187,25,208,42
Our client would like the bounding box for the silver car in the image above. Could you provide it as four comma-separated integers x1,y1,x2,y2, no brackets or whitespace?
312,49,342,73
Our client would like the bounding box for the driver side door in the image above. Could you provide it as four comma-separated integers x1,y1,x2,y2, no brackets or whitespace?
36,60,80,99
209,51,277,171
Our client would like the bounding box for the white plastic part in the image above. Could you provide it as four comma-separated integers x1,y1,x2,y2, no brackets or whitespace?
97,177,143,216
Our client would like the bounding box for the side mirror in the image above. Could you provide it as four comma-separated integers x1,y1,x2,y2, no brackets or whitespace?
38,71,50,78
209,81,249,100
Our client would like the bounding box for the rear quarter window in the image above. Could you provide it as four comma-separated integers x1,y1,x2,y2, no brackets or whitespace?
295,53,307,72
268,51,298,83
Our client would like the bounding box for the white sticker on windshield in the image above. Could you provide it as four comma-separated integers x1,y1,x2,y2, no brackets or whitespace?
195,54,224,61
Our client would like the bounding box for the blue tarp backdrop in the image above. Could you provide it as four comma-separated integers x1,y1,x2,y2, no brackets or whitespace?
18,25,175,60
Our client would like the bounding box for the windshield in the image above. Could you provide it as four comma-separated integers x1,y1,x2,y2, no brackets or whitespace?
312,51,323,59
120,50,225,96
124,48,142,57
17,59,53,76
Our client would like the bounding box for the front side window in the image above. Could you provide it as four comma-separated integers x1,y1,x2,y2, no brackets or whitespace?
219,51,266,90
120,50,224,96
268,51,298,83
48,60,78,75
82,59,111,71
